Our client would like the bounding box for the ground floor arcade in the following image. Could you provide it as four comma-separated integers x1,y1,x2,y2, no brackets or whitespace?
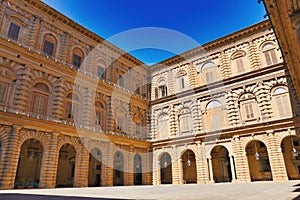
153,128,300,185
0,124,152,189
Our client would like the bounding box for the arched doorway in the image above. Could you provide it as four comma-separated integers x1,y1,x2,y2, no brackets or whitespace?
160,152,172,184
281,136,300,180
181,150,197,184
211,146,232,183
134,154,142,185
15,139,43,188
56,144,76,187
88,148,102,187
113,151,124,186
246,140,272,181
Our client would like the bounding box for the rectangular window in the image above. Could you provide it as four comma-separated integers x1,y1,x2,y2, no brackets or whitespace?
42,40,55,57
32,92,48,115
274,94,291,118
8,22,20,41
136,125,140,135
72,54,82,69
241,100,257,121
95,111,102,125
97,66,104,78
0,82,8,103
265,50,278,66
66,103,78,120
135,84,140,95
180,77,185,89
117,117,124,130
159,86,167,97
236,57,245,73
205,71,213,84
155,88,158,99
119,75,124,87
180,115,191,133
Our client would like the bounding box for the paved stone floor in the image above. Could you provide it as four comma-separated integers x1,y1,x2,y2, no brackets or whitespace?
1,181,300,200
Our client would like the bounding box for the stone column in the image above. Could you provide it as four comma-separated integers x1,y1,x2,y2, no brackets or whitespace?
232,136,250,182
229,155,237,182
39,132,59,188
152,150,160,185
196,142,209,184
74,145,89,187
0,125,22,189
102,143,113,186
172,152,181,184
267,131,288,181
178,158,183,184
142,150,152,185
124,147,134,186
208,156,214,183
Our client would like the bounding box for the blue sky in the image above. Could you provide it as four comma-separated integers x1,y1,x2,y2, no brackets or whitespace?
41,0,267,65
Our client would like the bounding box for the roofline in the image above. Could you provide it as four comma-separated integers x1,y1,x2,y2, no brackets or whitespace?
150,20,271,70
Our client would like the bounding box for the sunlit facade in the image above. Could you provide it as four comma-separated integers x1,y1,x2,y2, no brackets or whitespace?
0,0,299,190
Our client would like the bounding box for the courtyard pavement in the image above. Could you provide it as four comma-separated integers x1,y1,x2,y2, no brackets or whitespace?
0,181,300,200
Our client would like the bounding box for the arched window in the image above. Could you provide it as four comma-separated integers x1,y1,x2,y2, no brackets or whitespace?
65,93,80,121
231,51,246,74
72,48,84,69
155,79,168,99
178,108,192,133
204,100,225,131
31,83,50,115
271,86,292,118
261,43,278,66
7,21,21,41
176,71,188,90
157,114,169,139
201,62,220,84
95,101,105,131
42,33,57,57
239,93,259,122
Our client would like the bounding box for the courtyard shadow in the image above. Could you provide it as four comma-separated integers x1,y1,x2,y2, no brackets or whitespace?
292,183,300,200
0,194,131,200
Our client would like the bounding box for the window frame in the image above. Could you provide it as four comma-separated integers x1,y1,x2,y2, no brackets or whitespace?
7,22,21,41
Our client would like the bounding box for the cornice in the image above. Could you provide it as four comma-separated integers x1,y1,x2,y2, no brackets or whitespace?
150,20,271,71
11,0,146,68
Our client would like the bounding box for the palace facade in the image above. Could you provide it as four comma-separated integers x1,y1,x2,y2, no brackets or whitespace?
0,0,299,189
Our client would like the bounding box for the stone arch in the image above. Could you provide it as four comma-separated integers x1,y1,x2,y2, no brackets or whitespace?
56,136,83,154
159,151,173,184
15,138,44,188
210,145,232,183
88,147,102,187
180,148,197,184
56,142,77,187
134,153,143,185
281,135,300,180
245,139,272,181
113,151,124,186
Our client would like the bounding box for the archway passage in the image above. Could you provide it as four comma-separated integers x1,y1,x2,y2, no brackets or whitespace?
56,144,76,187
211,146,232,183
281,136,300,180
246,140,272,181
181,150,197,184
160,153,172,184
113,151,124,186
88,148,102,187
134,154,142,185
15,139,43,188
